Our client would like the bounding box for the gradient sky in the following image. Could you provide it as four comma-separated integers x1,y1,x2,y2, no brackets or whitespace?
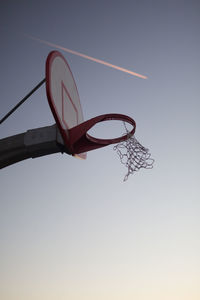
0,1,200,300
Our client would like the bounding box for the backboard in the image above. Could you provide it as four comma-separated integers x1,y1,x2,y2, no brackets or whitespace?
46,50,86,159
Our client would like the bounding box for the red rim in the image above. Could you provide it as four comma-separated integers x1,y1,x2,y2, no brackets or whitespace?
85,114,136,145
68,113,136,154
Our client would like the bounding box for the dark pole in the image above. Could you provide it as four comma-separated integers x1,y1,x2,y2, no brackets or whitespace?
0,124,70,169
0,78,46,124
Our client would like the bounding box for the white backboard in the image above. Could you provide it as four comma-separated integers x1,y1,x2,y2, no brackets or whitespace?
46,51,86,159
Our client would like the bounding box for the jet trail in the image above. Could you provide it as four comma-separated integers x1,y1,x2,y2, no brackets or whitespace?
28,35,147,79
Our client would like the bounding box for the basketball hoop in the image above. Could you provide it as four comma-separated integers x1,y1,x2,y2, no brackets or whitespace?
67,113,136,154
0,50,154,177
45,50,154,180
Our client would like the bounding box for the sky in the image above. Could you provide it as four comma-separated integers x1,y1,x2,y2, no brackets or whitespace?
0,1,200,299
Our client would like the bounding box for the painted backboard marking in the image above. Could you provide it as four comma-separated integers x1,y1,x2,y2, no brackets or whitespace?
61,81,79,129
46,51,86,158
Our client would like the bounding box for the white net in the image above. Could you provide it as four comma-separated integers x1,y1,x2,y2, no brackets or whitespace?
113,123,154,181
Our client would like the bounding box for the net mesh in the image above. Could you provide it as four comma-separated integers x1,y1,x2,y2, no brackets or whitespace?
113,123,154,181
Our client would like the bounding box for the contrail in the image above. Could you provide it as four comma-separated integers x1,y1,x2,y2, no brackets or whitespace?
28,35,147,79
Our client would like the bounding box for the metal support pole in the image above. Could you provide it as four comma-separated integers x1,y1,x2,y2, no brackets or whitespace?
0,78,46,124
0,124,71,169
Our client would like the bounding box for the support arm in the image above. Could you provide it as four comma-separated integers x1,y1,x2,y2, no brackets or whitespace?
0,124,71,169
